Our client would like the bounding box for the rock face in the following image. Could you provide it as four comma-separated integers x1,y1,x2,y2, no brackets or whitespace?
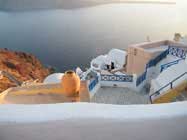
0,48,51,92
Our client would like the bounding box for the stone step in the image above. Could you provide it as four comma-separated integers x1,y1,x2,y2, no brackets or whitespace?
175,95,185,101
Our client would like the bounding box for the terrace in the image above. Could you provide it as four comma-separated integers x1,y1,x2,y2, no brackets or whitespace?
91,87,149,105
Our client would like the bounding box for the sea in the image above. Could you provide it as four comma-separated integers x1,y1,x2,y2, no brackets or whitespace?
0,2,186,71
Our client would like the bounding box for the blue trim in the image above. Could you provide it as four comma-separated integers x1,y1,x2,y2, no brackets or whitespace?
136,71,147,86
146,49,169,69
136,49,169,87
89,76,99,91
160,59,183,73
101,74,133,82
168,46,187,59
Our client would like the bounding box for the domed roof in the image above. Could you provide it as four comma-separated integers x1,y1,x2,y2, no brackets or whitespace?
43,73,64,84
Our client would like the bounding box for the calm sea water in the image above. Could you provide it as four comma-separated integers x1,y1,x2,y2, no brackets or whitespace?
0,3,186,71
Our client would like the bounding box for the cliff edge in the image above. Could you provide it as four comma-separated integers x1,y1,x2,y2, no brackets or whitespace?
0,48,51,92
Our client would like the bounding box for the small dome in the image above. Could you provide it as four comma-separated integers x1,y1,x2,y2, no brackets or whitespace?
43,73,64,84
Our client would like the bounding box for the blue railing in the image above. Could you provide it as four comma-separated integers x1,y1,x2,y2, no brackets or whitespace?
89,76,99,91
160,59,183,73
136,49,169,86
101,74,133,82
168,46,187,59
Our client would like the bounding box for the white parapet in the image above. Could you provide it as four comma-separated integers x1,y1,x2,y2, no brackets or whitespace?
0,102,186,140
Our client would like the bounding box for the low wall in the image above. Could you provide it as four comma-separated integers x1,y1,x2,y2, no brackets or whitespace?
0,102,186,140
100,73,137,90
126,40,167,75
0,81,90,104
126,40,187,75
87,72,144,92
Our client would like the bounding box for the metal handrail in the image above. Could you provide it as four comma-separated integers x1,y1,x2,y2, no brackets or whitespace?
0,70,22,86
150,72,187,103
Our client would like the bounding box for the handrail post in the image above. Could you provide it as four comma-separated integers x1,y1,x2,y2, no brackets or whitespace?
170,82,173,89
156,91,160,96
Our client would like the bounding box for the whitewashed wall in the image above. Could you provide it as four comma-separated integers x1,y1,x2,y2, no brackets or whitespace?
0,102,187,140
87,52,185,98
138,55,182,93
100,74,137,89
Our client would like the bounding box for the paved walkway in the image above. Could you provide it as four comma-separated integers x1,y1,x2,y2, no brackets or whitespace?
91,87,149,105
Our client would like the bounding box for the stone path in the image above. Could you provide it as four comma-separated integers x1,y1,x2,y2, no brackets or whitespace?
91,87,149,105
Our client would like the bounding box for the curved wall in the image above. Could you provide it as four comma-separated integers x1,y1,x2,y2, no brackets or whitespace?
0,102,187,140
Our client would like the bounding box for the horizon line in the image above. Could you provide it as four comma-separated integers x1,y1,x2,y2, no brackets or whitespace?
108,0,176,5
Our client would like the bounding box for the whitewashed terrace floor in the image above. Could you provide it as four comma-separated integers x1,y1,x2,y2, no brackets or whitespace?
91,87,149,105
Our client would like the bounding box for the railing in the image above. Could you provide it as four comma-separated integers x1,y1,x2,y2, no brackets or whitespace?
168,46,187,59
0,70,22,86
149,72,187,103
136,46,187,87
101,74,133,82
136,49,169,86
160,59,183,73
88,76,99,92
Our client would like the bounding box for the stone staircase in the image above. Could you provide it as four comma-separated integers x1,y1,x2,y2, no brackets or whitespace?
151,80,187,104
